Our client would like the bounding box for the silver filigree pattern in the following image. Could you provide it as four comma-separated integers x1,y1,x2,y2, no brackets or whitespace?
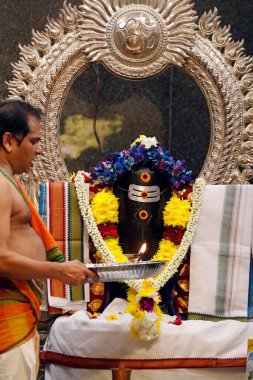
5,1,253,199
78,0,197,78
190,9,253,183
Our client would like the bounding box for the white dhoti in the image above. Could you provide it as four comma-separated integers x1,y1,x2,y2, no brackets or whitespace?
0,331,39,380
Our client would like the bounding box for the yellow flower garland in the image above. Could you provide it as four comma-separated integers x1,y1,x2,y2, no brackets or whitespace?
91,189,127,263
90,187,192,340
102,238,127,263
126,280,162,340
91,190,192,265
154,239,178,261
163,196,191,227
74,171,206,341
91,189,119,224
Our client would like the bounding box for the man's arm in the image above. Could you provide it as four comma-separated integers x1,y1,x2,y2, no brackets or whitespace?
0,251,98,285
0,180,98,285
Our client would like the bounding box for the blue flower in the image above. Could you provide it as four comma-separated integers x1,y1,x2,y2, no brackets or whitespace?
89,138,194,188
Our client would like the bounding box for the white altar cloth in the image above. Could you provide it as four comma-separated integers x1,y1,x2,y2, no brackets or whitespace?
43,299,253,379
44,312,252,360
43,298,252,360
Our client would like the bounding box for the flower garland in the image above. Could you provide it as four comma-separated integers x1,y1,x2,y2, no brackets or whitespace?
125,178,204,339
84,174,194,340
74,172,204,289
89,187,192,264
74,172,205,340
90,189,127,263
74,172,118,264
89,135,193,189
73,136,206,340
126,279,162,340
152,193,191,262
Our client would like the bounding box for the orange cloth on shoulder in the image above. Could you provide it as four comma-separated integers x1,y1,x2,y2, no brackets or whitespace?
0,177,64,353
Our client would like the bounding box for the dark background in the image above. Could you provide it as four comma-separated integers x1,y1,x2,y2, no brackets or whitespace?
0,0,252,177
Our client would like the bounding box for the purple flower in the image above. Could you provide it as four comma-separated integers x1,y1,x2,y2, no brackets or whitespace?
89,138,194,188
139,297,155,313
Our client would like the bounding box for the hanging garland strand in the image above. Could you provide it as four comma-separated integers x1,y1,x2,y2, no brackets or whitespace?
74,172,205,292
131,177,205,292
74,172,117,264
73,136,206,341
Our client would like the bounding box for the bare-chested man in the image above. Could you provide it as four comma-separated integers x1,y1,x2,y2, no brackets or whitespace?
0,100,98,380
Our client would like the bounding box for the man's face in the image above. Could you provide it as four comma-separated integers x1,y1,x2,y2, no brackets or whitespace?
12,114,43,174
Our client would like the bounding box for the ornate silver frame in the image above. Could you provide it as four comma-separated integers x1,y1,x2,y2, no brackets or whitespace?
7,0,253,194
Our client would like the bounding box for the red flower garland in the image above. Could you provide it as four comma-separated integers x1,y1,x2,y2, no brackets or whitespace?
97,222,119,239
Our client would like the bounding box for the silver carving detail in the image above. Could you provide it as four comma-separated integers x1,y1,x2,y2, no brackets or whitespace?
78,0,197,78
5,1,253,201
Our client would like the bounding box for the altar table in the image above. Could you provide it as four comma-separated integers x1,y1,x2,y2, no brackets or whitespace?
41,299,252,380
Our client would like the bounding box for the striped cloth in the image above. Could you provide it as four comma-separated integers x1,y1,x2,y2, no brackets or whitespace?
16,178,65,263
0,279,39,354
39,182,90,306
188,185,253,320
0,177,64,354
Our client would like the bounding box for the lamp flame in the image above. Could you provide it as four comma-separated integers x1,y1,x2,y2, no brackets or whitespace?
138,243,147,255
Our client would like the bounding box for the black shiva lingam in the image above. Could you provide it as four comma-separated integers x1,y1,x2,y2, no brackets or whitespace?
89,136,193,316
115,165,169,261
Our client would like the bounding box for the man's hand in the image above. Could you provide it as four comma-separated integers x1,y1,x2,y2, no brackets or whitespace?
56,260,98,286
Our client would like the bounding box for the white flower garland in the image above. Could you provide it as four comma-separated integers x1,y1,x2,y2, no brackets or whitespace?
74,173,117,264
74,172,206,293
133,311,159,340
